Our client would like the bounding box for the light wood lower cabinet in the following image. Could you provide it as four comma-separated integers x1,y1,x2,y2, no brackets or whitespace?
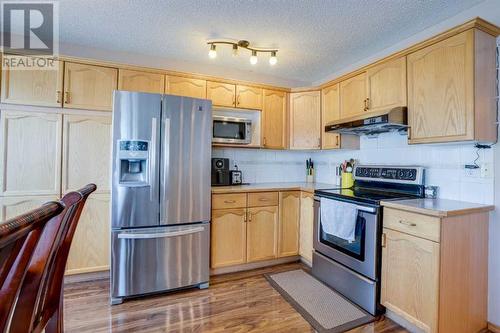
63,62,118,111
381,228,440,332
246,206,278,262
278,191,300,257
381,207,489,333
1,56,64,107
211,208,247,268
118,69,165,94
0,111,62,196
62,114,111,194
66,193,110,275
0,195,59,221
166,76,206,99
299,192,314,263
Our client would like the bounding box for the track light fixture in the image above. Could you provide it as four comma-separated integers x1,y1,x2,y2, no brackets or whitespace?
207,39,278,66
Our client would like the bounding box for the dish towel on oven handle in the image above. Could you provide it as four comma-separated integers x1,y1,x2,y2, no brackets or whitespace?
320,198,358,242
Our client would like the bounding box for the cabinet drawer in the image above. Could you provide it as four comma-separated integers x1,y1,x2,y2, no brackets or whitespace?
212,193,247,209
384,208,440,242
248,192,279,207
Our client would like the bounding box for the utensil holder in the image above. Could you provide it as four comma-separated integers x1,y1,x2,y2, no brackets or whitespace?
306,174,314,183
341,172,354,188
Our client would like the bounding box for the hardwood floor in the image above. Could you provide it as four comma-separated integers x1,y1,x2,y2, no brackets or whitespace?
64,262,408,332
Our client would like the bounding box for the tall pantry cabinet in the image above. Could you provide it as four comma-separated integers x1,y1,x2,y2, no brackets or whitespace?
0,60,114,275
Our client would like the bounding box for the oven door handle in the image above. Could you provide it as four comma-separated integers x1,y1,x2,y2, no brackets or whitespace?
314,196,377,213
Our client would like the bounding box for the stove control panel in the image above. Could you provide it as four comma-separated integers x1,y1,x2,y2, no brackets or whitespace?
354,165,424,185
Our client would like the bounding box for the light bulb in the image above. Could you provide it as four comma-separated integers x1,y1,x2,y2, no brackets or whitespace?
208,44,217,59
232,44,238,56
269,51,277,65
250,50,258,65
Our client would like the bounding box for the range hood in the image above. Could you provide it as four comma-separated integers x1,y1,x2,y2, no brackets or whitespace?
325,107,408,136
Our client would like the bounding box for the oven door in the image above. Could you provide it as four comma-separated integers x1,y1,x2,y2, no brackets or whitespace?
212,116,251,144
313,196,379,280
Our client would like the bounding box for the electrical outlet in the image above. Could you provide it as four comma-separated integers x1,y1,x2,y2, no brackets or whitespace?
464,166,480,177
480,163,492,178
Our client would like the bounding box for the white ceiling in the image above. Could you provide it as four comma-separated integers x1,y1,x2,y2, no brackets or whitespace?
58,0,486,86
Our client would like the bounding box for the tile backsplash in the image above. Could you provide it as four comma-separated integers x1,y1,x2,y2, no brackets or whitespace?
213,132,495,205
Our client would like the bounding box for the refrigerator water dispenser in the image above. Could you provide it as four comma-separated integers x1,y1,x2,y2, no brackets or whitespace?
118,140,150,186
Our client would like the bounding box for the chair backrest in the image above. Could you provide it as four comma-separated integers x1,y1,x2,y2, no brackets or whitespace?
11,184,97,333
0,201,64,333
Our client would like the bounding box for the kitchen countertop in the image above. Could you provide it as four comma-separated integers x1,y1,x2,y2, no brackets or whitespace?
211,182,337,194
381,198,495,218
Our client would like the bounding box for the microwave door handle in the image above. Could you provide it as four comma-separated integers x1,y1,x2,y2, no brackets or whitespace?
118,227,205,239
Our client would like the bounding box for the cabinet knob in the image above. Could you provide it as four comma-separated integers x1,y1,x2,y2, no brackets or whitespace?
366,98,370,110
224,200,236,204
64,91,70,104
381,233,386,248
56,91,62,104
399,220,417,227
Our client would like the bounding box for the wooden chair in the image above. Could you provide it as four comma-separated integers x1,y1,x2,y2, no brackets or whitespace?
0,201,64,333
11,183,97,333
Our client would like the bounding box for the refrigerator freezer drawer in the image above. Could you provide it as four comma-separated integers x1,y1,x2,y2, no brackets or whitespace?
111,223,210,299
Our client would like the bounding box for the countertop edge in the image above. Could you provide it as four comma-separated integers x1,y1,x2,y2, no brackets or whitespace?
211,183,335,194
381,200,495,218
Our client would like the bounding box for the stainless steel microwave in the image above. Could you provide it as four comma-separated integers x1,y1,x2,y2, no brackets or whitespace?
212,115,252,144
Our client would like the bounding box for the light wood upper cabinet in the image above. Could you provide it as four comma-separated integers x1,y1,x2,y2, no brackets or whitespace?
299,192,314,264
340,72,367,118
0,111,62,196
206,81,236,107
63,62,118,111
262,89,287,149
407,29,497,144
1,57,64,107
366,57,407,112
66,193,110,275
321,84,341,149
0,195,58,221
289,91,321,150
62,114,111,194
278,192,300,257
236,85,262,109
166,76,206,99
211,208,247,268
246,206,278,262
118,69,165,94
381,228,440,332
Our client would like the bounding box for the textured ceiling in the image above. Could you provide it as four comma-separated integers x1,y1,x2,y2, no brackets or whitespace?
57,0,485,86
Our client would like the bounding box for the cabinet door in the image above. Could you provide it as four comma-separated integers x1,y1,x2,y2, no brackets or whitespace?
236,85,262,109
211,208,247,268
0,195,58,221
340,72,367,118
262,89,286,149
166,76,206,99
299,192,314,263
278,191,300,257
1,57,63,107
321,84,341,149
407,30,473,143
66,193,110,275
366,57,407,112
118,69,165,94
206,81,236,107
247,206,278,262
62,114,111,194
63,62,118,111
289,91,321,150
381,228,440,333
0,111,62,196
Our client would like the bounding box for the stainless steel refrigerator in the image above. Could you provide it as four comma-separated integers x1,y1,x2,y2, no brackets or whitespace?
110,91,212,305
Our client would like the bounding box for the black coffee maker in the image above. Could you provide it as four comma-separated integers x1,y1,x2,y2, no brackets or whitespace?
211,158,231,186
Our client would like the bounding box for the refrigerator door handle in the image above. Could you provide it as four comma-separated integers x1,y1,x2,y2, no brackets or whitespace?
160,117,170,224
117,226,205,239
150,117,158,201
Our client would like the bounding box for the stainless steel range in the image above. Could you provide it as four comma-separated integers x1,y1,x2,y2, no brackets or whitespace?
312,165,425,315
